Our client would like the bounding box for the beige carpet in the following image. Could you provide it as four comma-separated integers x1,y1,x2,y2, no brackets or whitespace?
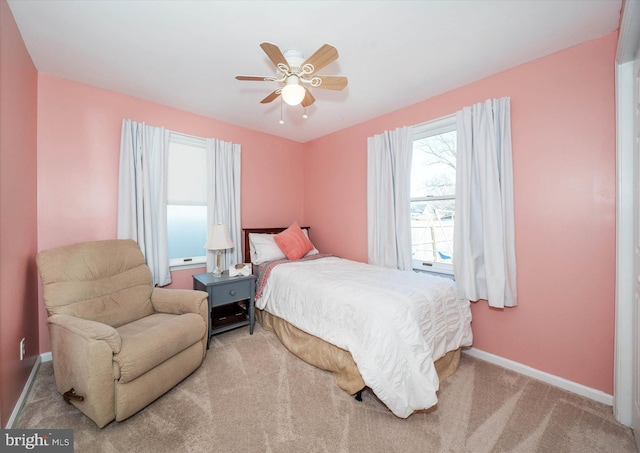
15,324,636,453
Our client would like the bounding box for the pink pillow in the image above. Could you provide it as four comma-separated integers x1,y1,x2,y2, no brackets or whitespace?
274,222,314,260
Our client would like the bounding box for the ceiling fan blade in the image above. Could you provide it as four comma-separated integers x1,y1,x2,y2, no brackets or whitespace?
311,75,348,90
236,75,274,82
260,89,281,104
302,44,339,74
260,42,290,72
301,88,316,107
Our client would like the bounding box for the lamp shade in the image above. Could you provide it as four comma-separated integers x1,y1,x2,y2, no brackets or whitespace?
204,223,234,250
281,76,306,106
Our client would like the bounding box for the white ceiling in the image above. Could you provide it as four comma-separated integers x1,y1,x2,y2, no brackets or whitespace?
8,0,622,143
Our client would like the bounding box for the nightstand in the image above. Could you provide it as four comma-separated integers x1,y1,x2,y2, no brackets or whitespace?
192,271,256,349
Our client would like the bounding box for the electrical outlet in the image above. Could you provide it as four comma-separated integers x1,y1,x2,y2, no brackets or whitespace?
19,338,25,361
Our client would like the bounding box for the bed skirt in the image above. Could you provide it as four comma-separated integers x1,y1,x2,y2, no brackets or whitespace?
257,308,461,396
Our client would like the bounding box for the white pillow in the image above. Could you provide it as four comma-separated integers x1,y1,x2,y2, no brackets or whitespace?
302,229,320,256
249,233,286,264
249,230,319,265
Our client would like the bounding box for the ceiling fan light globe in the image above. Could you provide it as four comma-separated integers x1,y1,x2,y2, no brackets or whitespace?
282,84,306,106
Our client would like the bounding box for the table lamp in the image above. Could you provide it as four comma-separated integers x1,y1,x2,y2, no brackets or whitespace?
205,223,234,277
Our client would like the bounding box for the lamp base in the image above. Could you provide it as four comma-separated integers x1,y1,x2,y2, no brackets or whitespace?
212,250,223,277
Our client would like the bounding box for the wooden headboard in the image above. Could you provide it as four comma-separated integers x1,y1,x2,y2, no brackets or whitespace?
242,227,311,264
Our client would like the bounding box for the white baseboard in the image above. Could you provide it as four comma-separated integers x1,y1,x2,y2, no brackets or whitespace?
40,352,52,362
5,355,43,429
463,347,614,406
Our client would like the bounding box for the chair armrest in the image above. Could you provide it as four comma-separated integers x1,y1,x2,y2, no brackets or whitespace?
151,288,208,318
46,314,121,427
151,288,209,360
48,314,121,353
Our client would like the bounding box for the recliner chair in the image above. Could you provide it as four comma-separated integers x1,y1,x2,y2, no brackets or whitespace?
36,239,209,428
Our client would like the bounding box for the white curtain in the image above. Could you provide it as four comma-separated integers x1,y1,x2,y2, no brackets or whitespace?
367,126,413,270
117,119,171,286
205,138,242,272
454,97,517,308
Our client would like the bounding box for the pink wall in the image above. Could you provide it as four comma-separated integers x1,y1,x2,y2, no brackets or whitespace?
27,25,618,402
0,0,39,427
304,33,618,394
37,75,306,352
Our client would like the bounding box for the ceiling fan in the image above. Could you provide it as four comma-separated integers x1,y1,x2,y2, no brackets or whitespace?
235,42,348,108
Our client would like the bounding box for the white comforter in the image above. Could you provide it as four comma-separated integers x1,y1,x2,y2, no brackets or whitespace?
256,256,473,418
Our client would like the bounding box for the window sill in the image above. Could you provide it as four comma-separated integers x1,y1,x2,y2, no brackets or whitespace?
413,268,455,280
169,257,206,272
412,261,454,279
413,269,455,280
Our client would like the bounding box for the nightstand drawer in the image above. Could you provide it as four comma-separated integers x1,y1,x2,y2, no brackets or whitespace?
212,282,251,305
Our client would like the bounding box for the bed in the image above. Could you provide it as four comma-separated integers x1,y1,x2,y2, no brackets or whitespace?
243,226,472,418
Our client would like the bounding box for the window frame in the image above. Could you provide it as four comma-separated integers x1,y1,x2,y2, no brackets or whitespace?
167,132,208,270
411,114,456,275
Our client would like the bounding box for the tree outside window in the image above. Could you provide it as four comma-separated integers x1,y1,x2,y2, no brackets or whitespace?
411,116,456,273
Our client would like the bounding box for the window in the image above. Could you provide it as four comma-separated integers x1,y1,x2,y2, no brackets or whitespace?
411,114,456,274
167,133,208,268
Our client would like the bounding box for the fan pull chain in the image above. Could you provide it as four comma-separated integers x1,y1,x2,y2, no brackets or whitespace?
303,107,308,119
279,97,284,124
